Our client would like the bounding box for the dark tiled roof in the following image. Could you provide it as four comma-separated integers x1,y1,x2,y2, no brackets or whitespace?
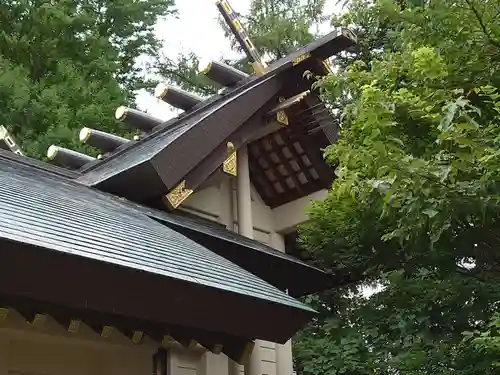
77,73,283,188
131,204,333,297
266,28,356,71
0,157,311,312
0,148,80,179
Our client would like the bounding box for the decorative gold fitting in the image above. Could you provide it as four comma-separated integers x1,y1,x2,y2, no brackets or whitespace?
164,180,194,210
101,325,113,338
132,331,144,344
276,110,289,126
251,61,266,76
276,97,288,125
0,308,8,320
322,59,333,74
292,52,311,66
68,319,81,333
30,313,47,326
223,141,237,176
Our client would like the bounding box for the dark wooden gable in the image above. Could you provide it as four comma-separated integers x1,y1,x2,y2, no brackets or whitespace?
248,91,336,208
73,29,355,208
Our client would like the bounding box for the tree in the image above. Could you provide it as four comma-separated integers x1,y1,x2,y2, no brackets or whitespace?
295,0,500,374
0,0,175,158
156,0,327,95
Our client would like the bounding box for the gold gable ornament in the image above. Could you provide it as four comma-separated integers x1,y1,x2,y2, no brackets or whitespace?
164,180,194,210
223,142,237,177
276,97,289,126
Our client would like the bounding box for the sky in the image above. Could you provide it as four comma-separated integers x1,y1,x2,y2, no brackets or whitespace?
136,0,341,121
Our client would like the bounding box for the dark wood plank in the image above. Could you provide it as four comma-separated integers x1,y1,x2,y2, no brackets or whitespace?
267,134,303,193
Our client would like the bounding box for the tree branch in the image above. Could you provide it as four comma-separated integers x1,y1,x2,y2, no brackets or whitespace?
463,0,500,49
159,68,216,96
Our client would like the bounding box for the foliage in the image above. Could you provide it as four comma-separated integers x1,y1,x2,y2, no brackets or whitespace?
244,0,327,60
296,0,500,374
156,51,219,96
0,0,175,158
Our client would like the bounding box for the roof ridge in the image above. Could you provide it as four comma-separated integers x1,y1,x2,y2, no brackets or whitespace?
0,149,80,179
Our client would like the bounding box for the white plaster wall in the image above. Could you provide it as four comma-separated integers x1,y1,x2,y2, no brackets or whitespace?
181,180,327,237
0,311,223,375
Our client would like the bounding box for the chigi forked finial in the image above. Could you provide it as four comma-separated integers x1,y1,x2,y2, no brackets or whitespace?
215,0,267,75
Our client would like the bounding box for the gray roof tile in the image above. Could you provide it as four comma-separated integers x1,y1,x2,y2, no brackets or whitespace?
0,159,313,313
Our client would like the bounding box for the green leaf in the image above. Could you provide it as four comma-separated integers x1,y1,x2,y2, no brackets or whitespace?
422,208,438,218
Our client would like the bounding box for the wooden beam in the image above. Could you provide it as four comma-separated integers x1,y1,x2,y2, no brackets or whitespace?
288,131,332,187
200,60,248,87
51,313,82,333
47,145,95,170
248,158,274,201
151,71,285,192
280,130,321,190
155,84,203,111
115,106,163,132
267,134,303,194
266,91,310,117
80,127,131,153
246,121,282,143
250,140,295,203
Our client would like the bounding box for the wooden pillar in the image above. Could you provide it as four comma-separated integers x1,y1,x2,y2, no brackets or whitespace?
0,333,9,375
237,145,263,375
220,177,241,375
271,232,294,375
236,145,252,238
219,177,234,231
200,351,229,375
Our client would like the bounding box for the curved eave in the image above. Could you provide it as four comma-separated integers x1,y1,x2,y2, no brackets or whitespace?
0,158,315,344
